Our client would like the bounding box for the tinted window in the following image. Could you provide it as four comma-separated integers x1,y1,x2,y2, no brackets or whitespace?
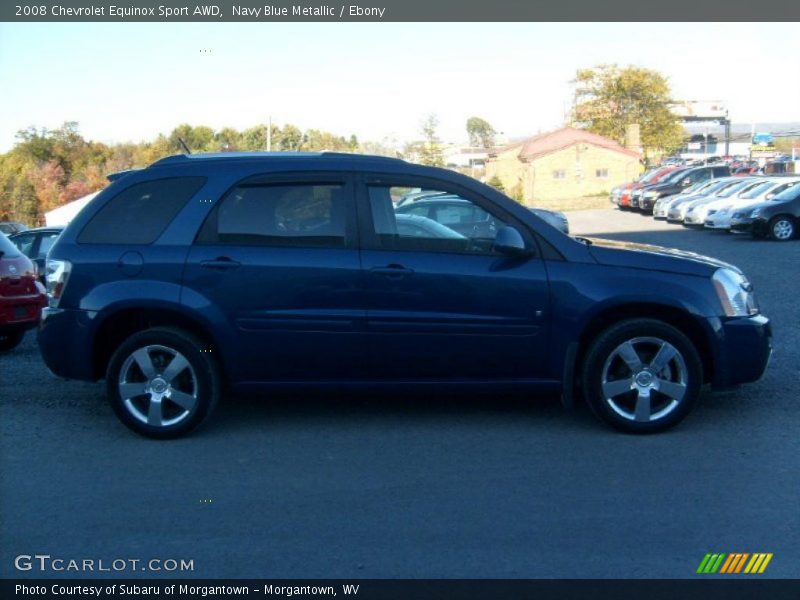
78,177,205,244
37,232,60,258
0,232,21,257
371,186,506,254
200,183,346,248
10,233,35,257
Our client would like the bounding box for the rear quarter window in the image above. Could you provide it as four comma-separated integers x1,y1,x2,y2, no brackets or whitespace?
78,177,205,244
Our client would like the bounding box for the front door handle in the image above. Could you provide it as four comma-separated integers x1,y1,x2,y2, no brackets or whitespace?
200,257,241,270
370,264,414,279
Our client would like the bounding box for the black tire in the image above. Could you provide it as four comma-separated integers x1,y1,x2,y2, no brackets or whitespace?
767,216,795,241
106,327,220,439
0,330,25,352
581,318,703,434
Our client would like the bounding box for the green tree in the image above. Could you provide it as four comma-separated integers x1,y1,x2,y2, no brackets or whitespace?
466,116,496,148
571,65,683,160
418,114,444,167
487,175,505,193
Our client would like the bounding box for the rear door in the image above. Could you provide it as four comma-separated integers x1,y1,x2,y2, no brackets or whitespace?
357,174,551,381
182,172,368,383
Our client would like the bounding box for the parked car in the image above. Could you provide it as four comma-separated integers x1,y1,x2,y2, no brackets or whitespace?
652,179,725,219
637,165,731,213
9,226,65,281
38,152,771,438
394,214,466,239
666,178,758,223
730,184,800,240
395,197,500,238
530,208,569,234
0,222,28,235
704,179,800,231
615,167,679,209
0,232,47,351
682,179,769,226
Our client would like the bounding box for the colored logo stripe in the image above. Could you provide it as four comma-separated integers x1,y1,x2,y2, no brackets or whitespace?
698,552,773,574
697,553,726,573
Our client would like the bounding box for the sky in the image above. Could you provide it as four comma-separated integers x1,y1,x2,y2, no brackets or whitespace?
0,22,798,152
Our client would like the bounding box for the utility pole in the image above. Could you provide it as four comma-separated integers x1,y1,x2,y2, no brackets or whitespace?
267,115,272,152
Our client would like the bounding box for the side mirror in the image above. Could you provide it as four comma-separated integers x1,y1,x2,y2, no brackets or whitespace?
765,193,775,200
493,226,528,255
681,178,692,187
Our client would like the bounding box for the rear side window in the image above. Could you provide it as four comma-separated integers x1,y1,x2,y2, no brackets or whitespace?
0,232,21,257
78,177,205,244
197,183,347,248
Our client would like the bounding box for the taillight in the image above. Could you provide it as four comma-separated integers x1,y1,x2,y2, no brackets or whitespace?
45,259,71,308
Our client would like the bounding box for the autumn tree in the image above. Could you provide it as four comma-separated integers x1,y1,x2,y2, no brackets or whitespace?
466,116,496,148
571,65,683,160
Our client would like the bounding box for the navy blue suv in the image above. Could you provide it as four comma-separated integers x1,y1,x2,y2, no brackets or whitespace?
38,153,772,438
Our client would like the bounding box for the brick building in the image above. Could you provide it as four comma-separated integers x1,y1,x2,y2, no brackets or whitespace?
485,127,641,204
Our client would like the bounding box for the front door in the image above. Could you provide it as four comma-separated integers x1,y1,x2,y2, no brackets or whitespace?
357,176,551,381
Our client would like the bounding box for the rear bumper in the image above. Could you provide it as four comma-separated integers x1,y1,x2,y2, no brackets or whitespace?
710,314,772,389
37,307,97,380
0,290,45,333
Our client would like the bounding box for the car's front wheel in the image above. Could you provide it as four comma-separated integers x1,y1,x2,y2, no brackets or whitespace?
768,216,795,241
106,327,220,439
581,319,703,433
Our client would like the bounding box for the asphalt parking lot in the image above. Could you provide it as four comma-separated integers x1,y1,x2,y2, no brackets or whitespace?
1,208,798,579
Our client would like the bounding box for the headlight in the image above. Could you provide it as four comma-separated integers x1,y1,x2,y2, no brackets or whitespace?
45,259,72,308
750,209,761,218
707,209,717,216
644,191,659,199
712,268,758,317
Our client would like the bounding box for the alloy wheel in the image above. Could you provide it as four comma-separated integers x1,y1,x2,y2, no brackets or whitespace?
601,337,688,423
117,344,198,427
772,219,794,241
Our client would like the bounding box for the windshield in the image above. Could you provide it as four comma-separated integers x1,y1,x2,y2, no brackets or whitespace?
716,180,755,198
771,184,800,202
738,181,774,200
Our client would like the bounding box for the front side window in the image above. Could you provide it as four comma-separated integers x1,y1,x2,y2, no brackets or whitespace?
371,185,507,254
79,177,205,244
199,183,346,248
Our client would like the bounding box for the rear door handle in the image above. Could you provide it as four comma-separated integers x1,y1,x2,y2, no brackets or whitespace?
370,264,414,279
200,257,241,270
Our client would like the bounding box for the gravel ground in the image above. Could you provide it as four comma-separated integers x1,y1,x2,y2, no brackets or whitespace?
1,208,798,579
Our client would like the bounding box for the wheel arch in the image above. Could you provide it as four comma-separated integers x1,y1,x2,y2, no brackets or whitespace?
91,304,223,380
574,302,715,387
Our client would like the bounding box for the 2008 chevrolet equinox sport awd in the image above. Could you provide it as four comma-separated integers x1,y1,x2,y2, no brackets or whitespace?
37,153,772,438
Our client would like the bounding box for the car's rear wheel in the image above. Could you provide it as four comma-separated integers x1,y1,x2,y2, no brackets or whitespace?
0,330,25,352
581,319,702,433
768,216,795,241
106,327,220,439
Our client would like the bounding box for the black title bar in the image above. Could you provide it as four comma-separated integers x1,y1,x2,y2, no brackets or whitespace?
2,0,798,22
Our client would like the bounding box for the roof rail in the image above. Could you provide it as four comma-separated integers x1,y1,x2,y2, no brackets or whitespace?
148,151,405,168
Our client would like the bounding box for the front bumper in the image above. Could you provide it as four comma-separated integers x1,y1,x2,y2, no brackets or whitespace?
710,314,772,389
750,217,772,237
37,307,97,380
730,217,755,233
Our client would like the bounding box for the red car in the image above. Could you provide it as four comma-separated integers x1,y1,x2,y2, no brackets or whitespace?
618,166,679,208
0,232,46,351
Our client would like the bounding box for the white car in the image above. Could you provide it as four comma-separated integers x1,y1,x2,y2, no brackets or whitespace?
705,177,800,230
680,178,761,227
652,179,722,218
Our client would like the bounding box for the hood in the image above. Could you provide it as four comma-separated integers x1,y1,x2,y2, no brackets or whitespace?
584,237,738,277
